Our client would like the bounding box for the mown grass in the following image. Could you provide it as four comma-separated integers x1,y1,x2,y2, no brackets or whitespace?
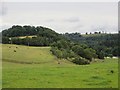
2,44,118,88
12,35,37,39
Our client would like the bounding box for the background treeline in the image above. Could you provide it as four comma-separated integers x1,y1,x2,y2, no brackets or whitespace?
64,33,119,58
1,25,119,65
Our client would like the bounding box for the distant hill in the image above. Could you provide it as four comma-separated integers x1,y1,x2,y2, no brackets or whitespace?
2,25,57,37
2,25,66,46
64,33,119,57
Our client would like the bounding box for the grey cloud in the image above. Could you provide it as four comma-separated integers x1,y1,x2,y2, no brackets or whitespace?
73,24,84,29
64,17,80,22
1,2,117,34
0,4,7,16
45,19,55,22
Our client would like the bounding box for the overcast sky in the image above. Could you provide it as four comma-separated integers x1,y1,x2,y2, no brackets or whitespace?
0,2,118,34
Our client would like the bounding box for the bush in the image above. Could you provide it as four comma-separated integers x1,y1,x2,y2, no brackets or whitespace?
72,57,90,65
108,54,113,58
97,51,105,59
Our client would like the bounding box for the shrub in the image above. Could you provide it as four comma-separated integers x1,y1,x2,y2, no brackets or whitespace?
72,57,90,65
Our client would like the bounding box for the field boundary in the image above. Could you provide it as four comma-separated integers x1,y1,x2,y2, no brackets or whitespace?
2,59,54,64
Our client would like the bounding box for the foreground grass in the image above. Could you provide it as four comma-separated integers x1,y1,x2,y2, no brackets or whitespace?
2,44,118,88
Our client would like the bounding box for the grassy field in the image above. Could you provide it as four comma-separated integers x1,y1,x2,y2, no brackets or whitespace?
11,35,37,39
82,33,106,37
2,44,118,88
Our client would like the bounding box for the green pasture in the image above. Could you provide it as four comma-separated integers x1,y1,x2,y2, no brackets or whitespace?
2,44,118,88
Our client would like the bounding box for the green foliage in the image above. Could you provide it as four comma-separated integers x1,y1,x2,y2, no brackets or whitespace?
65,33,119,57
2,25,37,37
51,40,97,64
2,25,65,46
51,47,63,59
84,48,94,61
108,54,113,58
112,47,118,56
72,56,90,65
2,37,9,44
97,51,105,59
72,45,97,61
51,46,76,59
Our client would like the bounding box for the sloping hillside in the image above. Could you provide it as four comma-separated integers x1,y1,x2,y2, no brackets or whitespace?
2,44,73,65
2,44,57,64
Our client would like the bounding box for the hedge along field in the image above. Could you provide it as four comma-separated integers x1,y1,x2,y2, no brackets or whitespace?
2,44,118,88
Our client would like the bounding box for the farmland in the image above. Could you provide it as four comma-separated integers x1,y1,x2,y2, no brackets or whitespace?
2,44,118,88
